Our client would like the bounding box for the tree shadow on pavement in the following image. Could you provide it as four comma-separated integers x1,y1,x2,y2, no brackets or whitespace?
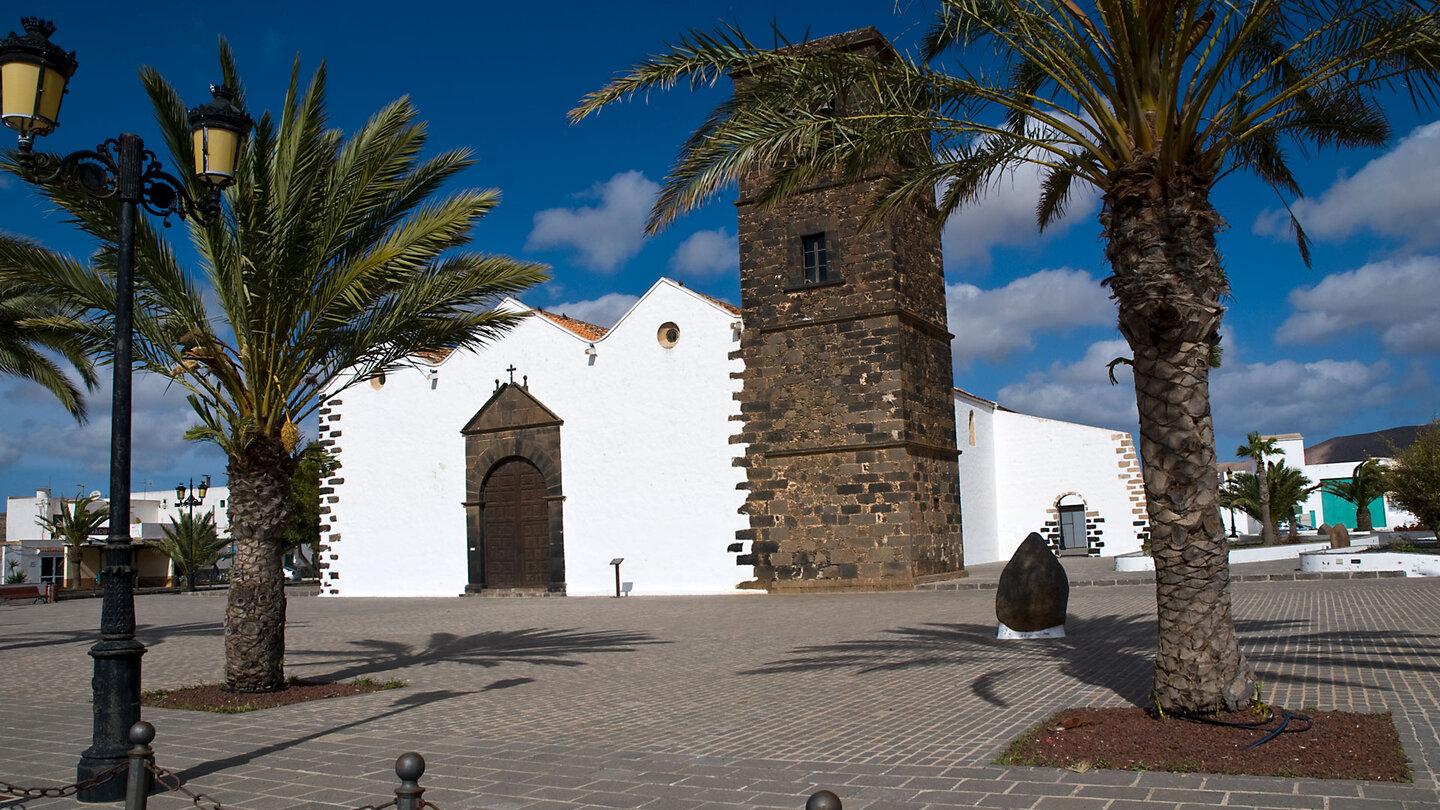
0,621,222,653
740,611,1440,708
289,627,668,683
171,688,472,784
738,615,1341,707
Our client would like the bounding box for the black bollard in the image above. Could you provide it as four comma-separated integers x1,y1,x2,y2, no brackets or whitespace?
806,790,841,810
394,752,426,810
124,721,154,810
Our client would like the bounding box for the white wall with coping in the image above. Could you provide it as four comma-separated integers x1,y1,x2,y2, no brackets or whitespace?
955,391,1147,566
324,278,749,597
1300,546,1440,577
1115,537,1381,571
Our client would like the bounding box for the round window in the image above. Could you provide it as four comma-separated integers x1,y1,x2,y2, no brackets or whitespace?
657,322,680,348
369,372,386,390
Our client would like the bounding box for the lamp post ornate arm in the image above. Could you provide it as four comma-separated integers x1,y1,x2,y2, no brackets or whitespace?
16,136,225,225
2,17,250,804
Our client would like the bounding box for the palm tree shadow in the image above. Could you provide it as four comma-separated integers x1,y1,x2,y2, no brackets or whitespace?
741,612,1440,708
0,621,223,653
740,615,1333,707
289,627,668,683
172,688,472,783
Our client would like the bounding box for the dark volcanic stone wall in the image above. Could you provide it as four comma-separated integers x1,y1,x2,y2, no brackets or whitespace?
734,142,966,590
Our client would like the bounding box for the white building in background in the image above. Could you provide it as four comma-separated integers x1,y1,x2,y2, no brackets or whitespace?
1227,431,1419,533
3,486,232,588
320,277,1150,598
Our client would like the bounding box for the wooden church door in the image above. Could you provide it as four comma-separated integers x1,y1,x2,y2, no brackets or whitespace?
481,458,549,588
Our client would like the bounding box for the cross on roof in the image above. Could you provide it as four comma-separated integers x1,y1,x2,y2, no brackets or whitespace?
506,364,517,384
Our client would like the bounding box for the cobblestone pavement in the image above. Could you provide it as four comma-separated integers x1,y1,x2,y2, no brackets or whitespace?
2,559,1438,810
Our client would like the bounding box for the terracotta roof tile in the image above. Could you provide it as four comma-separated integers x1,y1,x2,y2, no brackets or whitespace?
536,310,610,341
692,290,742,316
668,281,741,316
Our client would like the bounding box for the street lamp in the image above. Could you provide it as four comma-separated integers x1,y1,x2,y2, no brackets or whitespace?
175,475,211,591
1,17,251,803
1225,470,1238,538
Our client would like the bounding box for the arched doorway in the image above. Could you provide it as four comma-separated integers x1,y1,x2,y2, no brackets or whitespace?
480,458,550,588
1057,494,1087,553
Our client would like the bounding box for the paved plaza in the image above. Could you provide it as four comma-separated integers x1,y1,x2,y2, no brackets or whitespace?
2,559,1439,810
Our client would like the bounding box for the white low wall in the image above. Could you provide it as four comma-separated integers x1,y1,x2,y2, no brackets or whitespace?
1299,547,1440,577
1114,537,1379,572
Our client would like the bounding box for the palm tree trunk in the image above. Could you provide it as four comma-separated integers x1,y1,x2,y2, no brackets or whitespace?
1257,464,1276,546
1103,165,1255,713
1355,501,1373,532
223,435,296,692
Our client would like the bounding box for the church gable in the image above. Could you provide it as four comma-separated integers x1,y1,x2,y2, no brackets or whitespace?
462,382,564,436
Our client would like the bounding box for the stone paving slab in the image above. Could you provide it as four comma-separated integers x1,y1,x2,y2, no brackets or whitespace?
1,566,1438,810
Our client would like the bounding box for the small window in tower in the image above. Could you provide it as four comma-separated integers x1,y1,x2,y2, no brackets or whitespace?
802,233,829,284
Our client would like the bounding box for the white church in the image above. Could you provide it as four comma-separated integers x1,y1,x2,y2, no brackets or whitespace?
321,27,1150,598
318,277,1149,598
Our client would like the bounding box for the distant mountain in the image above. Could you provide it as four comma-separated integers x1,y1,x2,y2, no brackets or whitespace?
1306,425,1428,464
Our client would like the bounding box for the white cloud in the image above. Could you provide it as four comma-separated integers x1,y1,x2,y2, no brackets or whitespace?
939,121,1101,270
996,339,1139,431
1254,120,1440,245
1278,256,1440,353
545,293,640,329
994,337,1399,447
1211,357,1394,439
669,228,738,278
525,171,659,272
0,372,225,484
947,268,1114,368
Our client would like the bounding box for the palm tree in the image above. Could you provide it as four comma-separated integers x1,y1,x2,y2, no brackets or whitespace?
34,491,109,587
570,1,1440,712
3,46,547,692
1269,462,1317,542
156,511,230,592
1225,462,1317,541
1237,432,1280,545
0,276,97,419
1322,458,1389,532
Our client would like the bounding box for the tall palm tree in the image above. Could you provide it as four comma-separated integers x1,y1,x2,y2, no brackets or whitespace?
3,46,548,692
34,491,109,587
1237,432,1280,545
156,511,230,592
1322,458,1390,531
0,276,97,419
570,0,1440,712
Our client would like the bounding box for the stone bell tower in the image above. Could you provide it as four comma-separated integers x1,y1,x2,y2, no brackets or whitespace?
732,28,965,591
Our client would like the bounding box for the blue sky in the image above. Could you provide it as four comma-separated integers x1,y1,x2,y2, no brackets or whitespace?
2,1,1438,502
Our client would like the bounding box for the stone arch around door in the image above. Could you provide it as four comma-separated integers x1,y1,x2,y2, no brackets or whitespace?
462,383,565,594
1041,491,1104,556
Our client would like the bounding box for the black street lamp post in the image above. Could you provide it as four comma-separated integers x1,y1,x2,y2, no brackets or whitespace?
1,17,250,802
175,475,211,591
1226,470,1238,538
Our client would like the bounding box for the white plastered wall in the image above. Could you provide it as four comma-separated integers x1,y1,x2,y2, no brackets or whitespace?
324,279,749,597
953,392,1000,565
988,410,1146,563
